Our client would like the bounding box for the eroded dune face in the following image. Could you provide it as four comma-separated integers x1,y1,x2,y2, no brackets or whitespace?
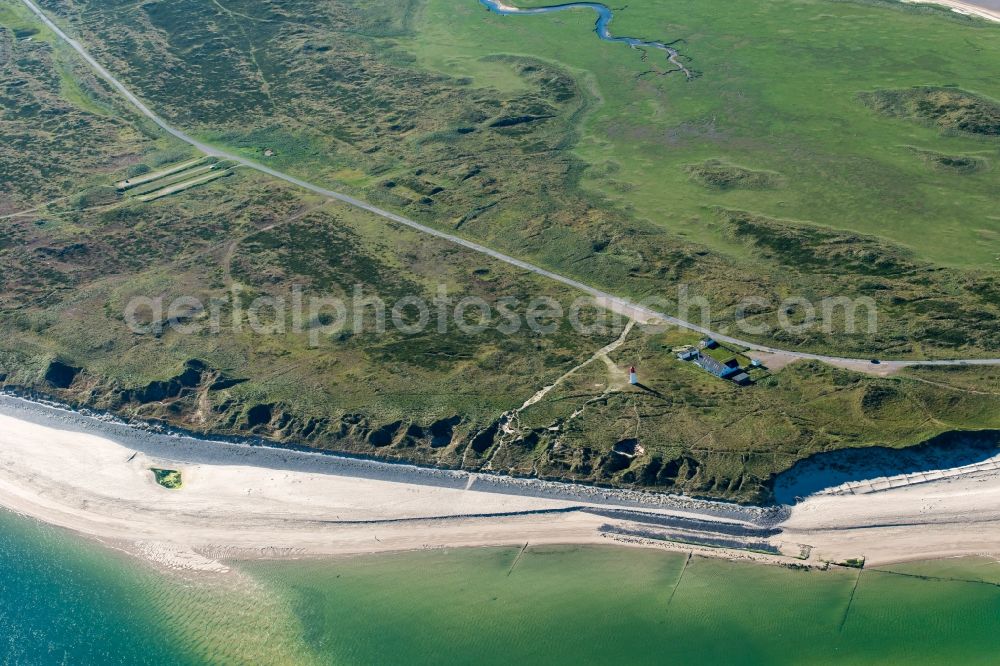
773,431,1000,504
0,396,795,564
4,393,1000,570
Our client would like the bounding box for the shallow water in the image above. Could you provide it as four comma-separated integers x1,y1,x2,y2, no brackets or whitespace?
0,510,182,664
2,509,999,664
0,509,313,665
245,547,1000,665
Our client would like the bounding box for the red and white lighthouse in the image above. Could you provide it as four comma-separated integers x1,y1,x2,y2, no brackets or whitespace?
629,366,638,385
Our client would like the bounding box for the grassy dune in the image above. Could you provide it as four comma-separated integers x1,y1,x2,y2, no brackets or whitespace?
448,0,1000,267
28,0,1000,356
1,0,999,500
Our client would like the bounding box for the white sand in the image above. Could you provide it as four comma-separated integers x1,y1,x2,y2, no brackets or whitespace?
906,0,1000,21
0,403,775,570
1,400,997,570
0,411,612,569
783,468,1000,565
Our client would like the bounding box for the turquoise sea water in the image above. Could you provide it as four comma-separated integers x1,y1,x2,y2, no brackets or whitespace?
0,510,181,664
2,508,999,664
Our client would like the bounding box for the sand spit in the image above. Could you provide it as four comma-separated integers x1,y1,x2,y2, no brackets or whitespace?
1,394,998,570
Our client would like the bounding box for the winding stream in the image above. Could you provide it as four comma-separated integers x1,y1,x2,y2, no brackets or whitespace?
478,1,694,78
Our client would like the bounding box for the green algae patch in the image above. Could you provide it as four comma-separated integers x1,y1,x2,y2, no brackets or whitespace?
151,468,182,490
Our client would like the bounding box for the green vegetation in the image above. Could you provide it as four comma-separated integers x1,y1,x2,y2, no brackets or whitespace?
905,145,989,173
499,325,1000,502
860,86,1000,136
685,159,783,191
1,0,998,501
28,0,999,356
0,26,156,211
150,468,182,489
723,209,916,276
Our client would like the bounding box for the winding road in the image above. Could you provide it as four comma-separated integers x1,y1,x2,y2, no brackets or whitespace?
19,0,1000,375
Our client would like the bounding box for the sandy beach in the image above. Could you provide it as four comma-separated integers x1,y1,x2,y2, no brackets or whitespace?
0,405,601,571
907,0,1000,21
0,395,784,572
782,467,1000,564
0,394,998,571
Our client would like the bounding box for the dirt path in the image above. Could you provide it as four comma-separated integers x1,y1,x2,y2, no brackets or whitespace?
0,196,68,220
221,200,330,290
485,320,635,469
903,375,1000,396
519,319,635,411
208,0,275,105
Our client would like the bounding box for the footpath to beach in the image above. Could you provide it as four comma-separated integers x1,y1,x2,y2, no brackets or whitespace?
1,395,998,573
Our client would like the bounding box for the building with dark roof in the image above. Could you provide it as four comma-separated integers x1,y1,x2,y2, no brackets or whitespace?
730,372,752,386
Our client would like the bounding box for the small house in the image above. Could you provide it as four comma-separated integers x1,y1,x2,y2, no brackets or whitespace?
677,349,699,361
694,354,728,377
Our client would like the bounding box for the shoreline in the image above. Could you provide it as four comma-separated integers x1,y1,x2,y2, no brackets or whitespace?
0,391,780,522
0,394,793,573
0,394,998,572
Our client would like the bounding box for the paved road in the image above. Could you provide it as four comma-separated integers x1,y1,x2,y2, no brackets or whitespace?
21,0,1000,374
